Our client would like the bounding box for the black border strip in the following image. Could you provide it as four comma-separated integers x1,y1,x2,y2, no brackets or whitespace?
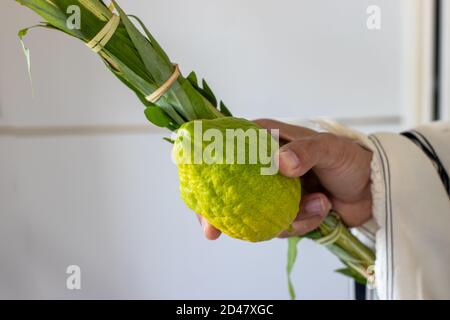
433,0,442,120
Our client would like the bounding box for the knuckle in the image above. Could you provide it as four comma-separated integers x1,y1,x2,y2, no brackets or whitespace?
253,118,274,128
314,132,346,167
315,132,338,147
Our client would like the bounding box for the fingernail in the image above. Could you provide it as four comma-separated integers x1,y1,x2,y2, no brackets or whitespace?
303,197,323,215
279,149,300,169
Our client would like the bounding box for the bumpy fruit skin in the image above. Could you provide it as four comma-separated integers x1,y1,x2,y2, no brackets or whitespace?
173,117,301,242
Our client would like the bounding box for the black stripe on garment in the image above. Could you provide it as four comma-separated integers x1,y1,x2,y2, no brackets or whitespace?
402,131,450,196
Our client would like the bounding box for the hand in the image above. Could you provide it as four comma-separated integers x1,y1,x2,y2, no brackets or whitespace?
199,119,373,240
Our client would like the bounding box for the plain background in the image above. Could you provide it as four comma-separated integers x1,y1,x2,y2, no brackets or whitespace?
0,0,419,299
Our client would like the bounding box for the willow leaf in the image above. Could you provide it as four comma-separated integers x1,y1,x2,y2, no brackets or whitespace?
335,268,367,285
18,26,35,94
201,79,217,107
111,0,170,84
112,0,197,121
163,137,175,144
287,237,302,300
186,71,198,87
101,50,158,97
220,101,233,117
128,14,171,65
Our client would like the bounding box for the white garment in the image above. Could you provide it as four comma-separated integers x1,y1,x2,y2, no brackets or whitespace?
319,121,450,300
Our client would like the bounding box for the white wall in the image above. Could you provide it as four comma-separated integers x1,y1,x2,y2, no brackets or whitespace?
0,0,408,299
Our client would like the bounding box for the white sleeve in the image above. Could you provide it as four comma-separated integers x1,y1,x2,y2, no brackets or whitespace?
368,122,450,299
316,120,450,300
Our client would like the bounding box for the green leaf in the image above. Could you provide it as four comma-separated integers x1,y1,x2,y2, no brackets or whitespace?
101,54,181,130
18,27,28,39
144,106,171,128
163,137,175,144
17,0,154,86
17,24,53,95
201,79,217,107
219,101,233,117
186,72,221,112
161,104,186,125
335,268,367,285
16,0,110,40
128,14,171,65
287,237,302,300
112,0,169,83
112,1,197,121
178,79,222,119
100,50,158,97
17,0,224,126
304,229,322,240
18,26,34,95
186,71,198,87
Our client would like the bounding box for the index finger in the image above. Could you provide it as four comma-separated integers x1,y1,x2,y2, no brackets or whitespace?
253,119,317,142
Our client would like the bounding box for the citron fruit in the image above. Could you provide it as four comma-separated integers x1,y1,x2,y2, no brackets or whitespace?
173,117,301,242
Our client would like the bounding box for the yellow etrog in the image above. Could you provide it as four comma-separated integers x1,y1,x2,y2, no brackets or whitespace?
173,117,301,242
